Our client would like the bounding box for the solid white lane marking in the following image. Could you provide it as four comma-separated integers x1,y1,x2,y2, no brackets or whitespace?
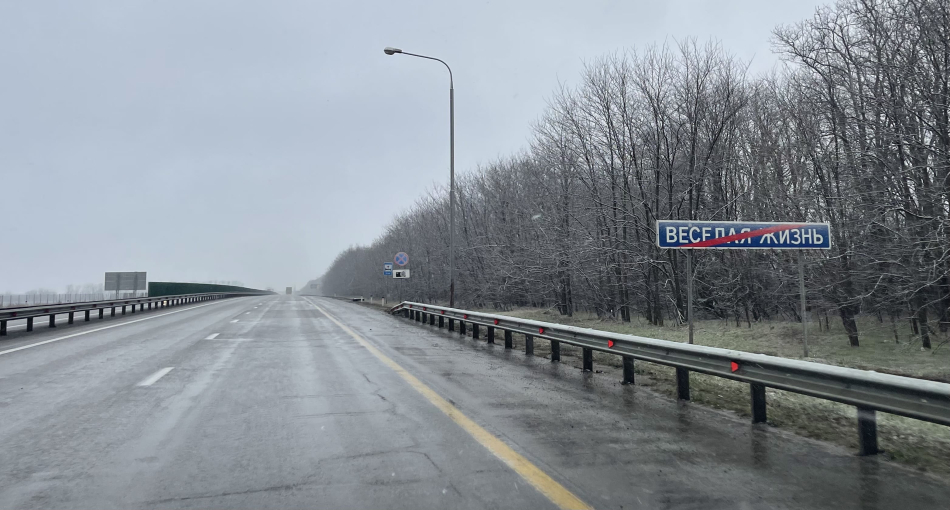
230,320,239,323
0,301,226,357
205,333,220,340
137,367,174,386
245,312,250,314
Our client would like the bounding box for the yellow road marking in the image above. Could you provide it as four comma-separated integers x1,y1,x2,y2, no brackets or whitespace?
307,299,592,510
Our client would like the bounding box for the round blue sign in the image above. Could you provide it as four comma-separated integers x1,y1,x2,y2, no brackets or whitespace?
394,252,409,266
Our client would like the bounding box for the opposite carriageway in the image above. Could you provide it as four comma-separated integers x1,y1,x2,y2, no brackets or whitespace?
0,292,267,336
390,301,950,457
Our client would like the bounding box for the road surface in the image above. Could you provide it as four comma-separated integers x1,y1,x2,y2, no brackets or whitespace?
1,295,948,509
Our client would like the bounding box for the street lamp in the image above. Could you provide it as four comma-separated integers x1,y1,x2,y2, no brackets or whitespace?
383,46,456,307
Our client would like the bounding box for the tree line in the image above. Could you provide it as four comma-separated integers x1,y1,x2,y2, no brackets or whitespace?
322,0,949,348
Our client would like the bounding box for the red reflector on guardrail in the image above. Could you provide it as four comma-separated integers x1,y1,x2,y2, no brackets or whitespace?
408,305,412,308
608,340,614,348
731,361,740,372
441,310,445,315
494,319,499,325
538,327,545,334
423,307,427,311
463,314,468,319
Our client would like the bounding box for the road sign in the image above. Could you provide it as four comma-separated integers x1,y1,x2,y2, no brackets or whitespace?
383,270,393,276
656,219,830,357
656,221,831,250
394,252,409,266
104,272,147,293
393,269,410,279
383,262,393,270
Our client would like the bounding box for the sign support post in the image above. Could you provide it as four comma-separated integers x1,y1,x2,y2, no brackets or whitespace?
687,250,694,344
799,252,808,357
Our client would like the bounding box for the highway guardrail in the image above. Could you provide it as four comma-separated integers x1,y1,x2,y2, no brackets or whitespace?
0,292,264,336
389,301,950,456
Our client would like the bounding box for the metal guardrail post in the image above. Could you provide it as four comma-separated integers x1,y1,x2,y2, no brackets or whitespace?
121,305,126,315
472,324,480,339
85,310,90,321
676,368,690,400
439,315,444,328
487,326,494,344
27,317,33,331
525,334,534,355
99,309,104,319
551,340,560,361
858,406,879,455
49,314,56,328
0,320,6,336
504,330,512,349
404,309,409,319
751,383,767,423
429,314,435,326
68,312,74,324
449,318,455,331
622,356,635,384
582,348,593,371
459,320,466,335
111,307,116,317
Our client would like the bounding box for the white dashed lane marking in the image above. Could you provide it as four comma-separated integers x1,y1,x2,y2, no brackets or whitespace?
137,367,174,387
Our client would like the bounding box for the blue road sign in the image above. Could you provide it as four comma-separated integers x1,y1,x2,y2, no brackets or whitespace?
383,270,393,276
394,252,409,266
656,221,831,250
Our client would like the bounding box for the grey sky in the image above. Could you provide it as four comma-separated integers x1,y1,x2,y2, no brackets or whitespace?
0,0,823,293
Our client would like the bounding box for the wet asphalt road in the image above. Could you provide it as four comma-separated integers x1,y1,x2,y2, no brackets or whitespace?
1,295,949,509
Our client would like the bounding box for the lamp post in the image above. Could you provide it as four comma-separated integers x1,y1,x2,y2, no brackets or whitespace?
384,47,456,307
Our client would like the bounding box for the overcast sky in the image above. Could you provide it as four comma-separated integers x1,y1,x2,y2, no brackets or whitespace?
0,0,824,293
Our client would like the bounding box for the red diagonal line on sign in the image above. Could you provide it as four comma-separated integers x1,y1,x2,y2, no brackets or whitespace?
681,223,806,248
